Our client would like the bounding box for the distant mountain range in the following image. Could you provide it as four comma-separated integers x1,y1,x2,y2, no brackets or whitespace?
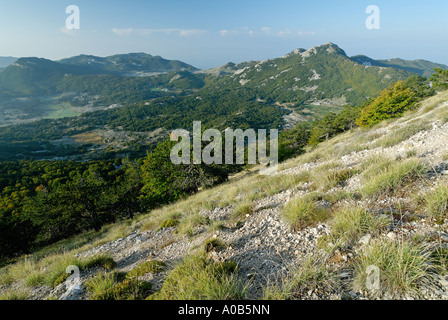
0,43,447,161
0,53,199,96
58,52,198,76
198,43,424,106
0,43,447,129
0,57,17,73
0,57,17,68
0,45,446,102
350,55,447,77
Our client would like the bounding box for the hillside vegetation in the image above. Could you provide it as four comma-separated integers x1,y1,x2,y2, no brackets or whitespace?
2,69,448,300
0,43,427,161
351,55,448,77
203,43,412,106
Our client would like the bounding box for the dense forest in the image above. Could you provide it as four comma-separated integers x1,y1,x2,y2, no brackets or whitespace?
0,87,288,161
0,139,241,262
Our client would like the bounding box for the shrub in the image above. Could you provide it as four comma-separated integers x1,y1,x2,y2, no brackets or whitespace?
356,81,418,127
353,239,435,298
308,105,363,147
430,68,448,91
85,271,151,300
278,123,310,161
425,184,448,220
0,289,30,300
262,256,339,300
51,254,116,288
361,158,426,197
308,113,341,146
126,260,166,278
231,201,254,220
204,238,226,253
281,196,329,231
148,255,247,300
83,255,116,270
311,163,355,191
156,218,179,232
329,206,389,246
177,214,210,237
140,138,230,206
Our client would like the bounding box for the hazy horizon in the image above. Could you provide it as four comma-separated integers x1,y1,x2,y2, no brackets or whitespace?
1,0,448,69
3,43,448,72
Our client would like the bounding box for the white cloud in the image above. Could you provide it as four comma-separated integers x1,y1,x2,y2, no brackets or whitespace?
112,28,206,37
296,31,317,36
220,29,230,36
60,27,79,36
263,27,316,37
277,30,292,36
261,27,272,34
111,28,134,37
178,29,205,37
219,27,314,38
111,26,315,38
219,27,254,37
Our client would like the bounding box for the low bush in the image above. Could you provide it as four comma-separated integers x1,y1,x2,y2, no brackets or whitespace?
425,183,448,220
329,206,389,246
204,238,226,253
231,201,254,220
353,239,435,298
156,218,179,232
148,255,247,300
85,271,152,300
361,158,426,197
126,260,166,278
356,81,418,128
262,256,339,300
51,254,116,288
281,196,330,231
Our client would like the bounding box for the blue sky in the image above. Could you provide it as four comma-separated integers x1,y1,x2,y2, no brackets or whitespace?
0,0,447,69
